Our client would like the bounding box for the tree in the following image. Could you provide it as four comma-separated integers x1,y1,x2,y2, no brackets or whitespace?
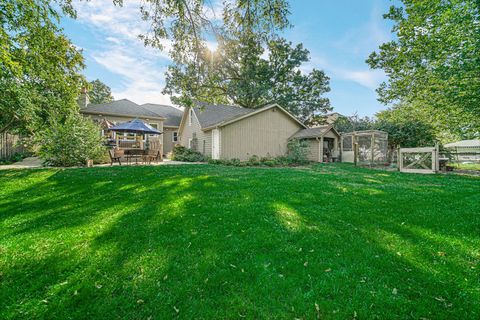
158,0,330,121
0,0,85,135
332,113,375,133
89,79,114,104
367,0,480,141
375,106,436,153
164,36,331,122
37,113,106,167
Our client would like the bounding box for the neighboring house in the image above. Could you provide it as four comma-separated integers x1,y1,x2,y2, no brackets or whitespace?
178,102,340,162
444,139,480,162
78,91,183,155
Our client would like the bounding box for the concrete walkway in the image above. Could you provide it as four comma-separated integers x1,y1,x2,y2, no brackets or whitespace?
0,157,205,170
0,157,43,170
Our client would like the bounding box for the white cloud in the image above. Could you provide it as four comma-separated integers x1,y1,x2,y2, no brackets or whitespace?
301,54,385,90
91,45,171,105
333,3,391,56
72,0,172,104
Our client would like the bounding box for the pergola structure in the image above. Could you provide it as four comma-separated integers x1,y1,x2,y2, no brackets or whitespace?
340,130,388,165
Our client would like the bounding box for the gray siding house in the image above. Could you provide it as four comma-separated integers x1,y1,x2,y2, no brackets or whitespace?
78,93,183,155
178,102,340,161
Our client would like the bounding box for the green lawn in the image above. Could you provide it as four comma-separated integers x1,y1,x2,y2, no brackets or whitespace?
0,164,479,319
449,162,480,171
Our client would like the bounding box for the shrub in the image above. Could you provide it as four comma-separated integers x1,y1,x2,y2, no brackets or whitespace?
286,139,310,164
36,114,106,167
172,145,207,162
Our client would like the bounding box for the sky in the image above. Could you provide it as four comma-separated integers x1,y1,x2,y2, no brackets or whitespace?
61,0,397,117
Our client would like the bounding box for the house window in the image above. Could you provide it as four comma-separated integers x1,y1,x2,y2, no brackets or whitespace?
189,109,193,126
188,138,192,148
149,123,159,137
173,131,178,142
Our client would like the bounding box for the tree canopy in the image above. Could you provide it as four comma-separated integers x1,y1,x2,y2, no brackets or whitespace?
367,0,480,141
0,0,85,135
332,113,376,133
89,79,114,104
163,37,331,121
375,106,436,149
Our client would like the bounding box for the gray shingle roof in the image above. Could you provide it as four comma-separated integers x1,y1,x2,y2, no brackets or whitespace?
192,102,255,128
81,99,162,119
290,125,333,139
141,103,183,127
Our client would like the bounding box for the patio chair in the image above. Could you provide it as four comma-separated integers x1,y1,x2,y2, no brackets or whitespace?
143,149,160,164
109,149,122,166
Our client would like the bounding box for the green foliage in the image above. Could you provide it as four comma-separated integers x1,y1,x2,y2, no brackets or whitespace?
122,0,291,51
208,147,310,167
88,79,114,104
375,106,436,149
367,0,480,140
286,139,310,164
171,145,207,162
1,165,479,318
164,37,331,122
36,114,105,167
0,0,85,135
333,114,376,133
0,152,29,165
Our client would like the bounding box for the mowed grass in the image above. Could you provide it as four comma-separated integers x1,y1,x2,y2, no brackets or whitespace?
0,164,479,319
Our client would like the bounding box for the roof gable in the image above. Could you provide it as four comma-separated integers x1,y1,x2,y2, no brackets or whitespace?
290,125,340,139
141,103,183,127
210,104,307,130
193,102,253,129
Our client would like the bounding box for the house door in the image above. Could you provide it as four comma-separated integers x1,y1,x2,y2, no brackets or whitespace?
323,138,334,160
212,129,220,159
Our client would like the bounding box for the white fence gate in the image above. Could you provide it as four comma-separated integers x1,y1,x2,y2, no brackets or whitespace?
399,145,439,174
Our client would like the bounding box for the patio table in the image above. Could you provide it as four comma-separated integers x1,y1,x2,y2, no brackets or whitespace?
124,149,145,165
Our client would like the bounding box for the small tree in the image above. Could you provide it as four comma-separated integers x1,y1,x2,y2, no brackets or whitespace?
333,113,375,133
287,139,310,164
37,114,106,167
89,79,114,104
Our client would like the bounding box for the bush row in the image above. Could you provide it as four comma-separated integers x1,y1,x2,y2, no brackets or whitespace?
172,139,311,167
208,155,310,167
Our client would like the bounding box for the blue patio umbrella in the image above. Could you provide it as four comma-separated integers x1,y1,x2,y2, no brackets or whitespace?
109,119,162,135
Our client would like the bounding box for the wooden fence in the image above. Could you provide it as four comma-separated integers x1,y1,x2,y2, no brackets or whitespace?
398,144,439,174
0,132,25,159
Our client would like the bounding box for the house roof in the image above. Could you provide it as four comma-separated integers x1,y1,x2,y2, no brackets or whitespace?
81,99,163,119
444,139,480,148
290,125,339,139
192,102,254,129
191,102,307,130
141,103,183,127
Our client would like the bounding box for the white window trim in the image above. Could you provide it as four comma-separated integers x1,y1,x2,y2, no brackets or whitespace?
189,109,193,126
188,138,192,148
149,123,159,137
172,131,178,142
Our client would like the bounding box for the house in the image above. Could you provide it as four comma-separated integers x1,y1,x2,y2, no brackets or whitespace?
444,139,480,162
178,102,340,161
78,90,183,155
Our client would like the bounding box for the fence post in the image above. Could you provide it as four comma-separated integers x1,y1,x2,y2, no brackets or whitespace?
370,132,375,165
353,142,358,166
398,146,402,171
434,142,439,173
